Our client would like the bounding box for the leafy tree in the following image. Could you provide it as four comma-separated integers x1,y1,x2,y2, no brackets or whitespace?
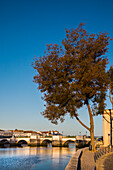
108,66,113,109
33,23,112,151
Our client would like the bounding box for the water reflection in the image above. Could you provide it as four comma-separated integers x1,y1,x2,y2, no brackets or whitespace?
47,143,52,148
68,142,76,148
0,146,75,170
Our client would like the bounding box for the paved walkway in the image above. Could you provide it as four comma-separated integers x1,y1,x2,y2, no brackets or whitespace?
81,149,96,170
66,147,113,170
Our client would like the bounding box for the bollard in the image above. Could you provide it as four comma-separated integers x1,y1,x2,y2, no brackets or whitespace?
89,144,92,151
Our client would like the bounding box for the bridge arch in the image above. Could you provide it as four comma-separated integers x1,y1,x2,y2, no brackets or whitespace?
0,139,10,144
18,140,28,146
0,139,10,147
41,139,52,146
63,140,75,147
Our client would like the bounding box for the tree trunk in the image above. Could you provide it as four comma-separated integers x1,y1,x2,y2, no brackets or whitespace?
87,103,95,151
75,115,90,131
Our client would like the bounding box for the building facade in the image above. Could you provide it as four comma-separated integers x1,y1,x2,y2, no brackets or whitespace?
103,109,113,146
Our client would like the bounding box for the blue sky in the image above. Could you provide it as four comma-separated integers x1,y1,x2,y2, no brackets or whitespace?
0,0,113,136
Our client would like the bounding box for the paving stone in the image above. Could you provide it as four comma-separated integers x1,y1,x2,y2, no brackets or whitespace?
81,149,96,170
96,152,113,170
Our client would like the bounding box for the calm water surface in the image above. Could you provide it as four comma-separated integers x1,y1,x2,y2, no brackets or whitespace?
0,145,76,170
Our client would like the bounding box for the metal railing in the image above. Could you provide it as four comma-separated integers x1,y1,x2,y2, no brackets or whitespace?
94,145,113,162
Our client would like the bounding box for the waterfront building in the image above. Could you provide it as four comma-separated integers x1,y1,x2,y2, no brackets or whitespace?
13,129,25,137
12,129,40,139
39,131,50,137
24,130,40,139
0,130,13,138
103,109,113,146
39,130,62,137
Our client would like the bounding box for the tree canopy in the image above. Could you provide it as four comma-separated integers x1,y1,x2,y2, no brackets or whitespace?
33,24,111,123
108,66,113,108
33,23,112,151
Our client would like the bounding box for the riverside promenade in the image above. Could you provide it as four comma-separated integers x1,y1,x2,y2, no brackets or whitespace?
96,152,113,170
66,147,113,170
65,147,96,170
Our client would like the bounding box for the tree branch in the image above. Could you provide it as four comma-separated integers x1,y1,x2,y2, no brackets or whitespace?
103,115,110,124
104,109,110,116
75,115,90,131
109,87,113,109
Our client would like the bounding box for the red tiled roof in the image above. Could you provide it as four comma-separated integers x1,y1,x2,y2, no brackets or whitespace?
41,131,49,133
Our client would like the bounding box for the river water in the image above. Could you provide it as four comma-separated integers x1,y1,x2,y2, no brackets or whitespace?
0,145,76,170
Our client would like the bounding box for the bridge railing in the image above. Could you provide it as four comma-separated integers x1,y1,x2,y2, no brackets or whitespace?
63,136,76,138
40,136,52,138
15,136,30,138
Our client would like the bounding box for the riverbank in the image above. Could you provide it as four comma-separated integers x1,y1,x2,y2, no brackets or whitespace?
65,147,96,170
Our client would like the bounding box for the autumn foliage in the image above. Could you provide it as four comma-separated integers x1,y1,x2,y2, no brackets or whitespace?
33,23,112,151
108,66,113,108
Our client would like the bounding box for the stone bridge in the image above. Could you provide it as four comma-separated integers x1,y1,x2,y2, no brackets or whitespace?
16,136,76,147
62,137,76,146
0,136,76,147
0,137,16,146
15,136,76,147
39,136,76,147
